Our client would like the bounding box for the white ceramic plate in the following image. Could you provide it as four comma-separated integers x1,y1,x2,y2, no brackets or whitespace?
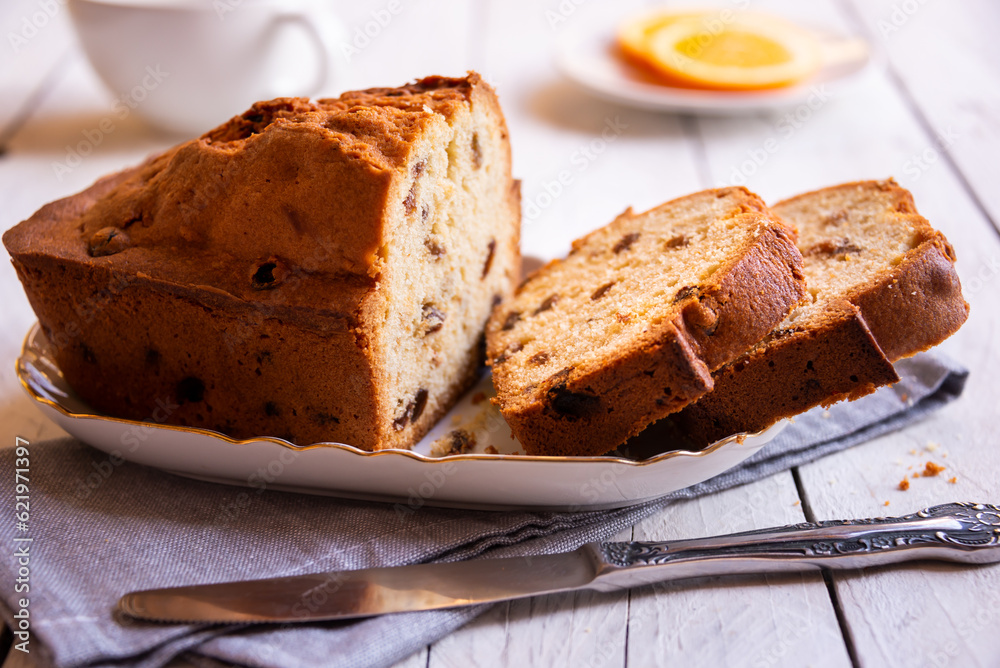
17,324,785,511
554,12,871,115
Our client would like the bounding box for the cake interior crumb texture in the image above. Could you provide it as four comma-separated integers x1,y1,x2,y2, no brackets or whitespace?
775,178,967,361
781,181,932,333
494,193,768,390
3,73,520,450
668,179,968,446
487,187,805,457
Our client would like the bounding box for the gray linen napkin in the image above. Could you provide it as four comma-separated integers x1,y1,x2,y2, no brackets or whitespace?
0,352,967,668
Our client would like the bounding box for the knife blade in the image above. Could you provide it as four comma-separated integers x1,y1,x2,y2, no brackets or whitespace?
119,502,1000,624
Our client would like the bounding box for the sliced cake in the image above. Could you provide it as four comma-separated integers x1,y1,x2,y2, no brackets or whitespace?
486,187,806,457
4,73,521,449
671,179,969,445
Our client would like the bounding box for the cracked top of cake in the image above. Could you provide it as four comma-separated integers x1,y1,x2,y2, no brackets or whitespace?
4,74,495,328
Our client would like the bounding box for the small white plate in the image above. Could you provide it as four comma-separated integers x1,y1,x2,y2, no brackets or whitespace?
555,13,871,115
17,324,784,511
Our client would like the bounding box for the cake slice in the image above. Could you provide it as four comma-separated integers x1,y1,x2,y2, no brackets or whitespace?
486,187,806,457
4,73,520,449
671,179,969,445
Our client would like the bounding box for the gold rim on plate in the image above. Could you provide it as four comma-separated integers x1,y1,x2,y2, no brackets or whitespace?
17,322,778,467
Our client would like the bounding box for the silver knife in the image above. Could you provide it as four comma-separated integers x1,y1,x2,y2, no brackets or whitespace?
119,502,1000,624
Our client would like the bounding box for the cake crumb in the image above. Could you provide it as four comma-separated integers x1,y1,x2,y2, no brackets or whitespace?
898,478,910,491
484,445,499,455
924,441,940,452
908,449,917,455
948,476,957,484
430,429,476,457
793,500,800,506
821,410,831,419
922,461,945,477
884,501,890,506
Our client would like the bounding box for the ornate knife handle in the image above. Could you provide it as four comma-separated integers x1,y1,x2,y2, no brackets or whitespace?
588,502,1000,591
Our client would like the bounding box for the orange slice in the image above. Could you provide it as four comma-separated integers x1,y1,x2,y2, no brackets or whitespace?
617,10,693,64
619,11,821,91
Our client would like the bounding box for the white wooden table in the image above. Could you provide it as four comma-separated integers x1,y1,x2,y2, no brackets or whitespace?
2,1,998,666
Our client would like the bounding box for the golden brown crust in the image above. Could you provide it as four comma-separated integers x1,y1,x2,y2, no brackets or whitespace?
13,255,378,445
848,232,968,361
777,178,968,361
499,321,715,458
679,221,806,371
487,187,806,457
4,73,518,449
2,102,413,321
671,301,900,445
669,179,968,445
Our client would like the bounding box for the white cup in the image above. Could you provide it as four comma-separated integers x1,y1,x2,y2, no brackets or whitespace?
68,0,347,136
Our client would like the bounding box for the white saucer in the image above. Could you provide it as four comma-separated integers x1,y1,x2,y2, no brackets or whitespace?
555,14,871,115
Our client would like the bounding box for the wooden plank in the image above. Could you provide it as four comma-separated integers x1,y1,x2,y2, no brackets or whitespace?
689,2,1000,664
476,0,705,262
10,2,995,667
391,647,429,668
332,0,474,92
423,0,701,664
842,0,1000,233
679,1,1000,665
796,206,1000,668
423,2,643,663
798,441,1000,668
426,3,854,666
626,474,852,668
692,0,888,199
425,528,631,668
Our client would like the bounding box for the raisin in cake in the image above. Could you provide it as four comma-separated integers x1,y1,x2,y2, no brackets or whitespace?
671,179,969,445
4,73,520,449
486,187,806,457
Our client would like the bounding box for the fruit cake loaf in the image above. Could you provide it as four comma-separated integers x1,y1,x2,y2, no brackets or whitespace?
671,179,969,445
4,73,521,449
486,187,806,457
